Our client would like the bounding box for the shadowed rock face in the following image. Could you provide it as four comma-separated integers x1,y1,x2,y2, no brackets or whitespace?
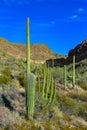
66,40,87,63
46,58,66,67
68,40,87,57
46,40,87,66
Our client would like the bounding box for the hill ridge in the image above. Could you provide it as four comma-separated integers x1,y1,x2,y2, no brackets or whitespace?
0,37,65,62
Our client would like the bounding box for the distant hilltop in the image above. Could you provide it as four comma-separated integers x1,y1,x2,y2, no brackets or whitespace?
0,37,65,63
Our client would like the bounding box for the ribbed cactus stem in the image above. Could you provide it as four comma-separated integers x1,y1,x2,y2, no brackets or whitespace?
27,73,36,119
49,76,54,103
38,72,40,93
42,63,47,98
45,68,51,100
52,79,56,103
64,65,67,89
72,55,75,88
26,18,30,73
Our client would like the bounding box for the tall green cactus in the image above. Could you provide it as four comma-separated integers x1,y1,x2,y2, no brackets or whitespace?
26,18,30,74
26,73,36,119
26,18,36,120
64,65,67,89
72,55,75,88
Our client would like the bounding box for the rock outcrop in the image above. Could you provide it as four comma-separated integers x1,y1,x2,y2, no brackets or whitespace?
66,40,87,63
46,40,87,66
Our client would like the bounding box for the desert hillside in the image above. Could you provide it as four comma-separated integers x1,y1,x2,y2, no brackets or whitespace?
0,38,65,62
0,38,87,130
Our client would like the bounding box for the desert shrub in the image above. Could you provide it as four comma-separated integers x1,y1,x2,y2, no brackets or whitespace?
2,119,44,130
0,93,4,106
52,67,63,82
10,79,20,89
1,111,23,129
0,76,12,85
78,105,87,120
18,73,26,87
77,80,87,90
67,91,87,102
0,68,12,86
2,68,12,77
7,56,16,62
58,92,87,119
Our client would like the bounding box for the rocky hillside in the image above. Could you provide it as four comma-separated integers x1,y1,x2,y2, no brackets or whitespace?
67,40,87,63
0,38,87,65
0,38,65,62
46,40,87,67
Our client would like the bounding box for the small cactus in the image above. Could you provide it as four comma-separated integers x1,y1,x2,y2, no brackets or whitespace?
72,55,75,88
42,63,47,98
64,65,67,89
45,68,51,100
38,72,41,94
49,76,56,103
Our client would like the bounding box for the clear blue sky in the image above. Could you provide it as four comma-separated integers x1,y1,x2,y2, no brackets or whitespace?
0,0,87,55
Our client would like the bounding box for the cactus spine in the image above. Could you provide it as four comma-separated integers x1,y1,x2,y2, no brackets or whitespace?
64,65,67,89
26,18,36,120
72,55,75,88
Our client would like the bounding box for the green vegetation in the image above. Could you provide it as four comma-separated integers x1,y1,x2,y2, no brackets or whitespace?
0,68,12,86
77,80,87,90
18,73,26,87
0,19,87,130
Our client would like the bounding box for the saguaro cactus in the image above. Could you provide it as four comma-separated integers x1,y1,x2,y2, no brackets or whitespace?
27,73,36,119
26,18,30,73
72,55,75,88
26,18,36,120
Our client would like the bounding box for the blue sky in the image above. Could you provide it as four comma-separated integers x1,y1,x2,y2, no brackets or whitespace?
0,0,87,55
